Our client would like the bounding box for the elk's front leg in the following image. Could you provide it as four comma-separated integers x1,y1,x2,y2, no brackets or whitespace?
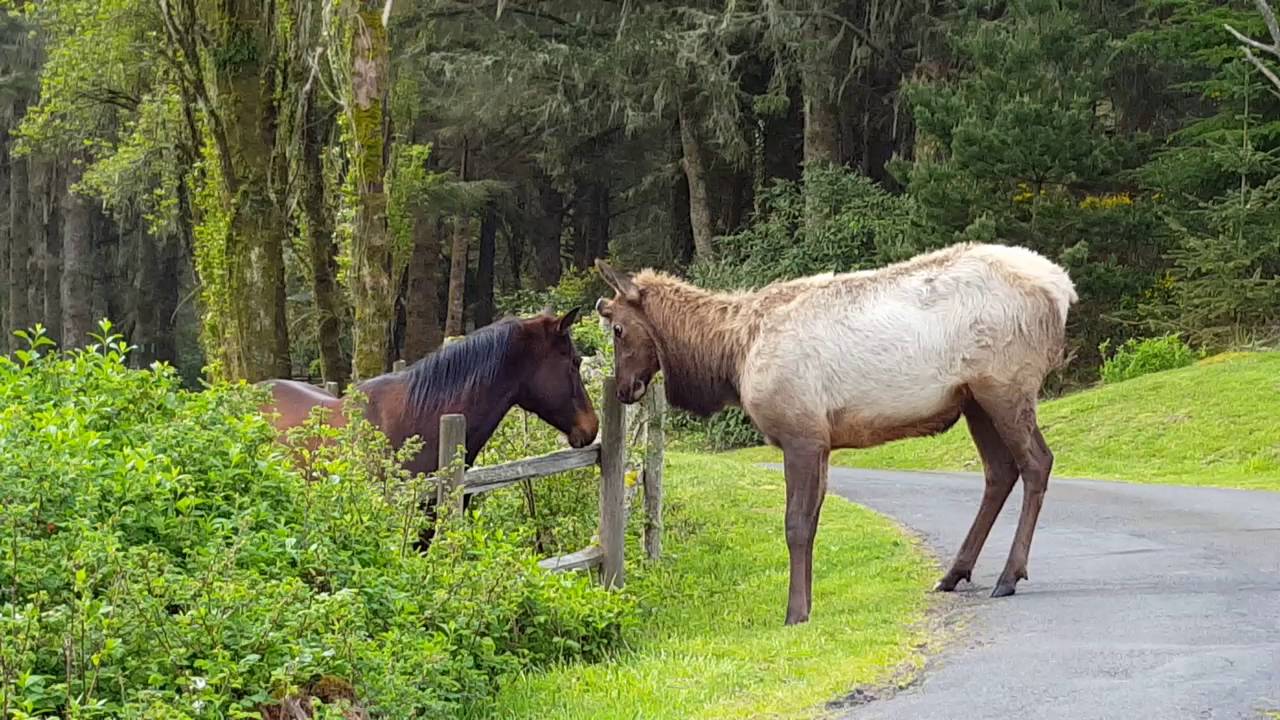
782,441,829,625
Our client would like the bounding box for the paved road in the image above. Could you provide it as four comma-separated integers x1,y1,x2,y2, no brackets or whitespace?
815,467,1280,720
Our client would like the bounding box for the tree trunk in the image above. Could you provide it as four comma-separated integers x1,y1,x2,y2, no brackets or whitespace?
532,183,563,289
678,106,715,260
27,162,47,338
347,2,394,381
670,130,695,265
8,153,31,341
0,144,9,354
183,0,292,382
474,204,497,327
802,1,842,169
803,89,840,168
506,221,524,290
300,88,349,385
43,167,62,344
444,218,469,337
61,182,94,349
403,207,442,360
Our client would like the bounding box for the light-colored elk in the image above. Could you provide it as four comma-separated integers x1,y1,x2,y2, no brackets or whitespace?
596,242,1078,625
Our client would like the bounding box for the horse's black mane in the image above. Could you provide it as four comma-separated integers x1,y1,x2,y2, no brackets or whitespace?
399,319,520,410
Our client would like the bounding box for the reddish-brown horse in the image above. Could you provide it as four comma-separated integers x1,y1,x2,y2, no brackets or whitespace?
261,310,599,477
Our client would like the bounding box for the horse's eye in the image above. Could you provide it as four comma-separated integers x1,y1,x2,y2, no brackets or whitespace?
613,324,623,338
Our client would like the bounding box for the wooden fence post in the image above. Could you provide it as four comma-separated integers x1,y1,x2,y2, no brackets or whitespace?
643,379,665,560
599,378,626,588
393,359,407,372
324,381,340,396
438,414,466,514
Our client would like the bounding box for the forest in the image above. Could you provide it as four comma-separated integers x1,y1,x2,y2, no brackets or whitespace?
1,0,1278,390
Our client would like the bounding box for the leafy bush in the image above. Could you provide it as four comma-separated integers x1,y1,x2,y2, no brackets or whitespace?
498,268,610,319
690,166,921,291
0,324,632,718
1098,334,1197,384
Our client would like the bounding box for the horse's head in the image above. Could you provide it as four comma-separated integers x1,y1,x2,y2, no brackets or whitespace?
516,309,599,448
595,260,660,405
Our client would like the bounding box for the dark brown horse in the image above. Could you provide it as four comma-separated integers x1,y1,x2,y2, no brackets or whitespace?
261,309,599,477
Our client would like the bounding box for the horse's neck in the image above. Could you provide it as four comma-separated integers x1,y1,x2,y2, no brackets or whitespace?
459,385,520,463
642,282,754,416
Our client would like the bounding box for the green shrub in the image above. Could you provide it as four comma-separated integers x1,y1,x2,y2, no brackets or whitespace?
1098,334,1197,384
0,324,632,718
690,165,921,291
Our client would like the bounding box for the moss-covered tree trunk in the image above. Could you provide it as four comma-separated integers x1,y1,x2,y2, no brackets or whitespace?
348,3,394,380
196,0,291,381
301,84,350,385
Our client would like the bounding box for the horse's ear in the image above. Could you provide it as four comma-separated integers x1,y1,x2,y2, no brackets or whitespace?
595,259,639,302
556,307,580,335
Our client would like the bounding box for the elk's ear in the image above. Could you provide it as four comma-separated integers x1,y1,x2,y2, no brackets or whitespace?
595,297,612,319
556,307,580,335
595,259,640,302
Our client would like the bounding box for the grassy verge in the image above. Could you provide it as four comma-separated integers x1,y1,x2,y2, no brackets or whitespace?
482,452,935,720
731,352,1280,491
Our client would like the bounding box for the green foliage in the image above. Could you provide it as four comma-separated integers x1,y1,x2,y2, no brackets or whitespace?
1125,1,1280,345
691,165,920,291
900,0,1171,374
0,324,632,718
1098,334,1198,384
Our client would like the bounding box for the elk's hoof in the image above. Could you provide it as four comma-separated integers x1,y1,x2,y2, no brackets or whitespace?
934,569,971,592
990,582,1017,598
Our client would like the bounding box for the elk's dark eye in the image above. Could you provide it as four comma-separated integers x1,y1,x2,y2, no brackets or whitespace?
613,324,623,338
573,356,582,368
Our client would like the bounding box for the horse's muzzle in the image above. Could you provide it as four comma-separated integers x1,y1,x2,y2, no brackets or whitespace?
568,411,599,448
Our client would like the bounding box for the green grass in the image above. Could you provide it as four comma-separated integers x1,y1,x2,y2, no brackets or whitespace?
731,352,1280,491
483,452,935,720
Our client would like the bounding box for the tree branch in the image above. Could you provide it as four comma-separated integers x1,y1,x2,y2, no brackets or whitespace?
1225,0,1280,94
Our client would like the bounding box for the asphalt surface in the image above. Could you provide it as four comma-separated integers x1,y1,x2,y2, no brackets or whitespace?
807,466,1280,720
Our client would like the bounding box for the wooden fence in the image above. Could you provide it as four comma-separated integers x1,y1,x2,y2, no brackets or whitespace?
321,360,665,588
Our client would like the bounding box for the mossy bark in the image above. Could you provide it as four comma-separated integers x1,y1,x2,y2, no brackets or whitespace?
301,82,350,386
202,0,292,381
348,5,394,380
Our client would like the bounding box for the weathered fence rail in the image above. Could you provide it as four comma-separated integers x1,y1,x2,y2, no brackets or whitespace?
320,366,664,588
448,375,662,587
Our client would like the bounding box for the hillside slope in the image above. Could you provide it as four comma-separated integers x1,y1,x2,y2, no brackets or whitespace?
734,352,1280,490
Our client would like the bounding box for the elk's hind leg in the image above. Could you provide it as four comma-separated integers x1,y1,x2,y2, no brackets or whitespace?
973,389,1054,598
936,398,1020,592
